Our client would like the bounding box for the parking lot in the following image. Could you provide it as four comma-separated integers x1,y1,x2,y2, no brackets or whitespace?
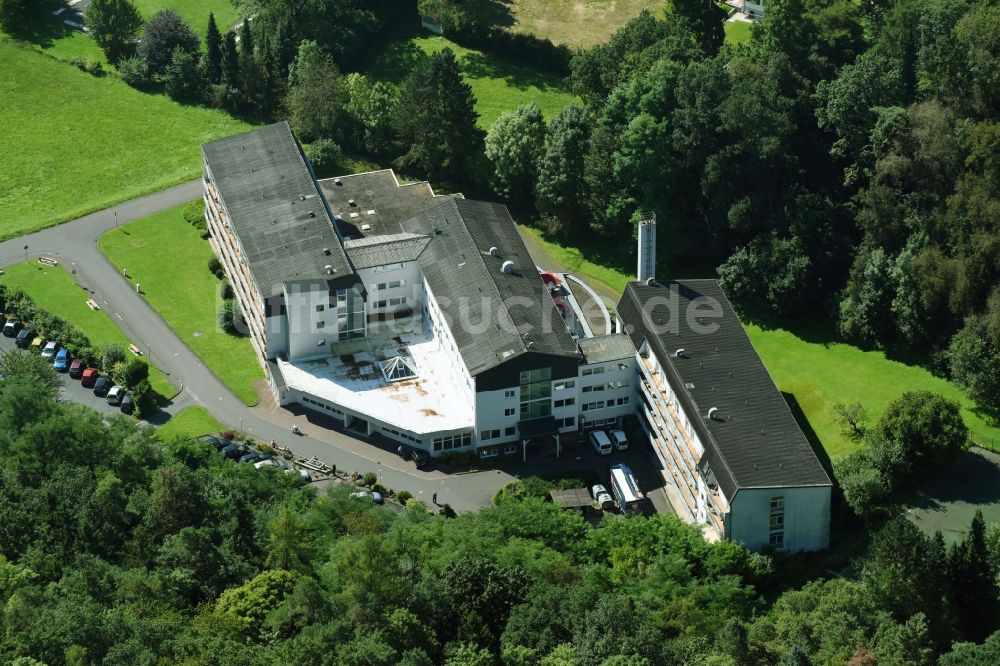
0,329,134,421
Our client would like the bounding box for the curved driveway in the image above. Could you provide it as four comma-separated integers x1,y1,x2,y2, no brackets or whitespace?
0,182,514,511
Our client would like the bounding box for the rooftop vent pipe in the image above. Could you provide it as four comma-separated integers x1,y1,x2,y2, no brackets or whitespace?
323,248,331,256
489,246,499,256
501,260,515,274
673,348,685,358
707,407,719,421
324,265,335,275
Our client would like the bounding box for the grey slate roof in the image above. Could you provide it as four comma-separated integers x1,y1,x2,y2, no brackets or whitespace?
344,233,431,270
401,199,580,376
319,170,459,241
202,122,354,296
617,279,831,498
578,333,636,365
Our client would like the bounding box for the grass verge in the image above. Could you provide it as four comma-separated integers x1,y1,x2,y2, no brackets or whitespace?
157,405,226,440
0,39,250,240
369,31,579,128
99,202,263,405
0,262,176,401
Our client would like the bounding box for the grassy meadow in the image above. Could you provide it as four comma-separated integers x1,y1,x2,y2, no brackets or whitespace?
0,40,249,239
369,32,580,128
0,262,176,401
99,203,263,405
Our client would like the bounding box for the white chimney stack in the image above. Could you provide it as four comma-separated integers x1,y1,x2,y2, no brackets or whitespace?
637,211,656,282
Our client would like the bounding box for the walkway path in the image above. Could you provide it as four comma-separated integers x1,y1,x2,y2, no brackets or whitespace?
0,182,512,512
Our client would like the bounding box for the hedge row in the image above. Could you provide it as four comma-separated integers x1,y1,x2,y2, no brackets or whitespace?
441,17,573,77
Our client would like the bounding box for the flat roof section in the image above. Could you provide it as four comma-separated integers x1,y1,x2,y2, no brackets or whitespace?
202,122,353,295
277,323,474,436
319,170,459,241
618,279,831,498
578,333,636,365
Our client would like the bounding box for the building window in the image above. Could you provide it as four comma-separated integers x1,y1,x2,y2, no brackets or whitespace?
556,416,575,428
503,444,517,454
607,380,629,389
377,283,386,290
618,362,628,370
479,429,501,441
316,320,325,329
616,397,629,406
769,514,784,529
316,304,324,312
582,366,605,376
480,448,498,459
376,300,387,308
606,400,615,408
554,398,575,408
770,496,784,513
768,532,784,548
317,339,325,346
504,389,516,399
519,368,552,420
554,380,575,390
388,279,404,288
504,426,515,437
582,401,602,412
504,408,515,417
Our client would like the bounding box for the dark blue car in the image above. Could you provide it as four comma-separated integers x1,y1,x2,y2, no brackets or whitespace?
52,348,69,372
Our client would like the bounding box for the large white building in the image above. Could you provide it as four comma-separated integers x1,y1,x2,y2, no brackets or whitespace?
202,123,830,552
202,123,634,462
616,279,832,552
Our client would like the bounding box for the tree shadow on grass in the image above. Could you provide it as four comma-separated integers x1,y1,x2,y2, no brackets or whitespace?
369,38,427,82
914,448,1000,508
5,15,79,50
783,391,834,479
460,51,567,91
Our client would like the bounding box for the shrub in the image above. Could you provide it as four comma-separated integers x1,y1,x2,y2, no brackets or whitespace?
362,471,377,487
305,138,343,174
86,60,105,76
208,256,224,278
217,299,245,336
117,55,148,88
69,57,88,71
183,199,205,225
397,490,413,503
220,281,234,300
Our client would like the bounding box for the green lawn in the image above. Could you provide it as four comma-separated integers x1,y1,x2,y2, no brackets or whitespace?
0,262,176,401
157,406,226,440
133,0,241,35
745,325,1000,459
0,39,249,240
725,20,752,45
518,225,633,294
369,32,580,128
99,203,263,405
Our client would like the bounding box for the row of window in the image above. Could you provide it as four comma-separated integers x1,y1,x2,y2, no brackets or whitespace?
380,426,420,444
581,397,630,411
769,496,785,549
556,416,575,429
554,380,575,391
480,444,518,458
372,279,406,290
554,397,574,408
373,296,407,309
480,426,517,441
583,380,629,392
301,396,344,416
582,362,630,376
432,433,473,451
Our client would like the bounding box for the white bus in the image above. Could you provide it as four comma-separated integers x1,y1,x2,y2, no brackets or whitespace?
609,463,645,513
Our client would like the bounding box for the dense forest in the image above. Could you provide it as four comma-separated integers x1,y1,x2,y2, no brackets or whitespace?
0,356,998,664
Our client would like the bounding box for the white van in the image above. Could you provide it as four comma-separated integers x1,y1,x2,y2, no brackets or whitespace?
609,430,629,451
588,430,613,456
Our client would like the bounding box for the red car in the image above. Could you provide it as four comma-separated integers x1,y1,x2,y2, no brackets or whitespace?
68,358,85,379
80,368,98,387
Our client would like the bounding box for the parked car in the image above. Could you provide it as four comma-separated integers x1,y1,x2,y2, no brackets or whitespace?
609,430,629,451
53,348,69,372
106,386,124,405
221,443,248,460
93,376,111,397
119,394,134,415
286,468,312,482
68,358,85,378
239,451,265,464
254,458,282,470
41,341,59,359
3,320,21,337
80,368,98,387
591,484,615,510
15,328,34,348
588,430,613,456
350,490,384,505
30,337,44,353
199,435,229,451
